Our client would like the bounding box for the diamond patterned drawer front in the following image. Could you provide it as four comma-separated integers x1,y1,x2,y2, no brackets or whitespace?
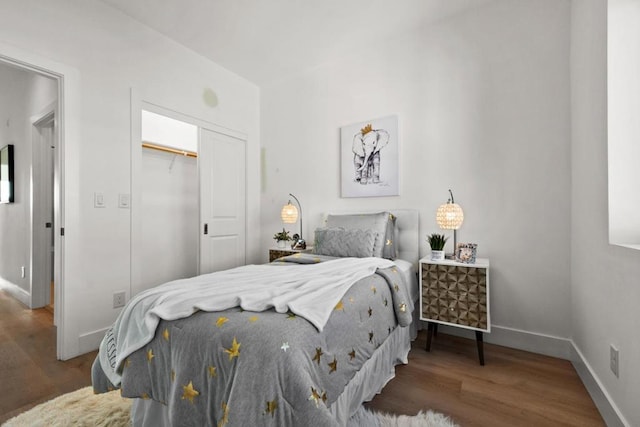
421,262,488,330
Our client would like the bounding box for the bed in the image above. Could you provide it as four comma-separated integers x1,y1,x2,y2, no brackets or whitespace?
92,210,419,427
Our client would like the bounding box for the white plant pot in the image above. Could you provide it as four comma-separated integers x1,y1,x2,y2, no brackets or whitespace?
277,240,287,249
431,250,445,261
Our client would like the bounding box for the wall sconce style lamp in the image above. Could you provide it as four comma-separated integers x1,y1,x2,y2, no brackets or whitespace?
281,193,306,249
436,189,464,258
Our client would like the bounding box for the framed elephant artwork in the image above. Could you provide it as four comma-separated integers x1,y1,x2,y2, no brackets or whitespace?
340,115,399,197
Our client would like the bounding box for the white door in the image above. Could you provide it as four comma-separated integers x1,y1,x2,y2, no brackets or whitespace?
31,112,56,312
199,128,246,273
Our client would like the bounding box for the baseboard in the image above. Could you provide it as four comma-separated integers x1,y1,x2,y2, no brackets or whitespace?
570,342,629,427
78,327,109,355
0,278,30,307
422,321,572,360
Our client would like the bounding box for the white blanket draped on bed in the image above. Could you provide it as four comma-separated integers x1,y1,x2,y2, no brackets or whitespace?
98,257,394,386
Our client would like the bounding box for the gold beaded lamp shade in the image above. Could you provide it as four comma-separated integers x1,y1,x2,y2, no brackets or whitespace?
436,190,464,258
280,202,298,223
436,202,464,230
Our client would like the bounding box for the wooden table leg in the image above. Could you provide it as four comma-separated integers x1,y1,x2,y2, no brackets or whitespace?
426,322,434,352
475,331,485,366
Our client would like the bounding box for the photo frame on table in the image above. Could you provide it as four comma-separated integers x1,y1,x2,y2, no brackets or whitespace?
455,243,478,264
340,115,399,198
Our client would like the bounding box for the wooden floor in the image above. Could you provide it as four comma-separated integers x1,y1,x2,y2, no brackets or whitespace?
0,290,604,426
366,330,605,426
0,291,97,424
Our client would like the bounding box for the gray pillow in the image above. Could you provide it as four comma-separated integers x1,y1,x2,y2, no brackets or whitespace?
382,213,397,260
314,227,378,258
325,212,391,258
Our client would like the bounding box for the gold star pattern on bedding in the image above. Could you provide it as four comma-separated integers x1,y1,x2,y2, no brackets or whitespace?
182,381,199,404
163,328,170,341
371,285,377,294
368,331,374,343
141,392,150,400
328,357,337,373
287,312,296,319
384,297,388,307
398,303,407,312
208,366,217,378
394,283,400,292
146,349,154,362
308,387,328,407
171,370,176,382
265,399,278,417
248,315,258,323
224,337,241,361
312,347,323,365
334,300,344,311
216,316,229,328
281,342,290,352
367,307,373,317
348,349,356,360
218,402,229,427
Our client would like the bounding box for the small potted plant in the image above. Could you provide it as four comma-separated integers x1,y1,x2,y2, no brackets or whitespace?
427,233,448,261
273,228,292,249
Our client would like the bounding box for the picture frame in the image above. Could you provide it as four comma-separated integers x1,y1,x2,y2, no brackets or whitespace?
0,144,14,204
455,243,477,264
340,115,399,198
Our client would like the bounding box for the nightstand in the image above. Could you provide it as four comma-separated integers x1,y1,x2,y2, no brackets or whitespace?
419,256,490,365
269,247,313,262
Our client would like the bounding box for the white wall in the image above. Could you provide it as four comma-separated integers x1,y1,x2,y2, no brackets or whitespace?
261,0,572,339
0,0,260,359
0,64,29,295
571,0,640,425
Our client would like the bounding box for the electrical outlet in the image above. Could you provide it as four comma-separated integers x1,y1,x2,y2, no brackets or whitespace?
113,291,126,308
610,344,619,378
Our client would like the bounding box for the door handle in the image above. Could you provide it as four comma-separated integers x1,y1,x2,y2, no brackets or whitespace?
204,224,208,235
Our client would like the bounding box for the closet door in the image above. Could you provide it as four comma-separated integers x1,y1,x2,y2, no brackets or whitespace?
199,128,246,274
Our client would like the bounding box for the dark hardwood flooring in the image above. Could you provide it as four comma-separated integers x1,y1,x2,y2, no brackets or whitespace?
366,330,605,426
0,290,97,424
0,290,604,426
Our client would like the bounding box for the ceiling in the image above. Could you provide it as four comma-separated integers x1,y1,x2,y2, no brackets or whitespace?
100,0,491,86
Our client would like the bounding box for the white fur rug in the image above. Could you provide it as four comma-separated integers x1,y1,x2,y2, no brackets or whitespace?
2,387,459,427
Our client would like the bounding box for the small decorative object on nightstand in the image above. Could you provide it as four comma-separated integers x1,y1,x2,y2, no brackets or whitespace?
273,228,292,249
419,256,490,365
269,247,313,262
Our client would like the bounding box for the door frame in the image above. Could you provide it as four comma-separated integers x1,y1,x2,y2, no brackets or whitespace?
0,42,80,360
130,90,248,296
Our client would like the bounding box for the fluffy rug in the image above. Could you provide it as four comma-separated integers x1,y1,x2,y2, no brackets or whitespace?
3,387,459,427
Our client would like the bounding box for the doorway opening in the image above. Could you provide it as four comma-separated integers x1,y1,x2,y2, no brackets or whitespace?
0,52,64,358
130,99,247,298
139,110,199,292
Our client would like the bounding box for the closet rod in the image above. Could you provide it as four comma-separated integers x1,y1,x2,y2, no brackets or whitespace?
142,141,197,158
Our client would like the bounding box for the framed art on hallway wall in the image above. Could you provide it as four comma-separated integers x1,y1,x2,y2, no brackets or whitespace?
340,115,399,198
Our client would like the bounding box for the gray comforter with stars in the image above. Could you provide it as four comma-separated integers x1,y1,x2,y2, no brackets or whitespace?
92,254,412,426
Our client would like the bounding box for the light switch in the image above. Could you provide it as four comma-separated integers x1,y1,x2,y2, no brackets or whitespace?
118,193,130,209
94,192,105,208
